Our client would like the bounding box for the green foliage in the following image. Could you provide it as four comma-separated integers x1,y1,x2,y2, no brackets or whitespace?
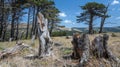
51,31,67,37
0,0,60,41
81,2,105,10
77,2,107,34
77,2,106,23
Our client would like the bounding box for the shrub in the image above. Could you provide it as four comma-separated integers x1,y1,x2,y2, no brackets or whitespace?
51,31,67,37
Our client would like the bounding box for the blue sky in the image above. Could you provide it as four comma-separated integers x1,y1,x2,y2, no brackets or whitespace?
54,0,120,28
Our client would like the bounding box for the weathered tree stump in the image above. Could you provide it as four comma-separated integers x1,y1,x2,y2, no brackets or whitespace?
92,34,120,62
71,33,120,67
37,12,53,58
71,33,90,66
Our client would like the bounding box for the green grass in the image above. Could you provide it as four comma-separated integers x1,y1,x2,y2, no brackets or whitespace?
62,47,72,55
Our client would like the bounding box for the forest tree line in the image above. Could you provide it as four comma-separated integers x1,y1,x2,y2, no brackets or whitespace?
0,0,61,42
0,1,110,42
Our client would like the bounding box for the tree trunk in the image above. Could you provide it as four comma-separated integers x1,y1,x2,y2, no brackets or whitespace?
10,0,17,41
11,11,16,40
30,6,35,38
49,20,54,36
38,25,42,56
71,34,120,67
37,12,52,57
1,20,8,41
71,33,90,66
92,34,120,62
99,4,109,33
89,14,93,34
0,0,4,39
99,17,106,33
1,29,6,41
0,42,35,60
25,8,30,39
33,6,39,39
15,18,19,41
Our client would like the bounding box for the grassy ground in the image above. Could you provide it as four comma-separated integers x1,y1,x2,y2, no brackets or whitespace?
0,33,120,67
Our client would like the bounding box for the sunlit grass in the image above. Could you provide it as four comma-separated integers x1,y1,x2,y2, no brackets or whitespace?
0,32,119,67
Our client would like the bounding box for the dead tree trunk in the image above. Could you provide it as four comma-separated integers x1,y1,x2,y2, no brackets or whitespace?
37,12,52,57
91,34,120,67
92,34,119,61
25,7,30,39
71,33,120,67
71,33,90,66
0,42,33,59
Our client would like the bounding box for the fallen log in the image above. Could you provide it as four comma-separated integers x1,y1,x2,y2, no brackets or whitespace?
0,42,36,60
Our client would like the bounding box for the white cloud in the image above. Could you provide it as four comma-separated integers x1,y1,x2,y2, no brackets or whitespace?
63,20,72,23
116,17,120,19
111,0,120,5
59,12,67,17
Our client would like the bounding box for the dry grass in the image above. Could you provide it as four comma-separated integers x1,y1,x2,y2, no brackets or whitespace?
0,33,120,67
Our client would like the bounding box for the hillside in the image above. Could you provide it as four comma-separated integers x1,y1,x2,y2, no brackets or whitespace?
72,26,120,33
7,23,120,33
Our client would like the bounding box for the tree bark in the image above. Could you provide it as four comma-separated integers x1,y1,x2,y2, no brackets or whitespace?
49,20,54,36
99,17,106,33
37,24,42,56
10,0,18,41
33,6,39,39
71,34,120,67
15,18,19,41
25,7,30,39
30,6,35,38
1,20,8,41
71,33,90,66
37,12,52,57
0,42,36,60
89,14,93,34
99,4,109,33
91,34,120,64
11,10,16,40
0,0,4,39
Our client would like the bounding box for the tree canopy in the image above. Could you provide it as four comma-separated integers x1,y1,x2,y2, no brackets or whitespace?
76,2,107,34
0,0,60,41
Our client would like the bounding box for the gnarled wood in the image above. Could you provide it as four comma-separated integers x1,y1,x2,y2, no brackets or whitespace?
92,34,120,62
71,33,120,67
37,12,52,57
71,33,90,66
0,42,36,60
